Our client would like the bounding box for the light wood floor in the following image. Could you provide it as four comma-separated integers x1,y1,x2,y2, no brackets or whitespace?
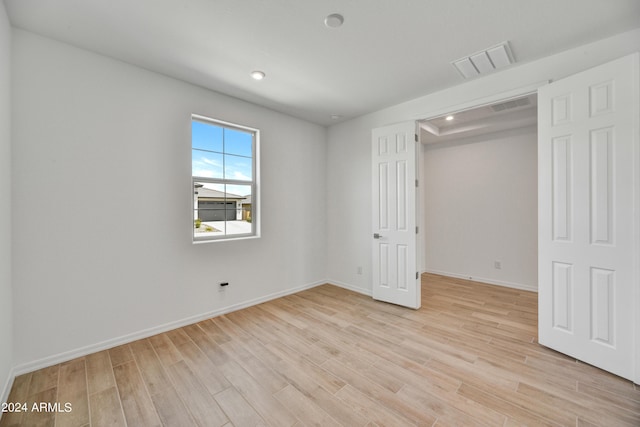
2,273,639,426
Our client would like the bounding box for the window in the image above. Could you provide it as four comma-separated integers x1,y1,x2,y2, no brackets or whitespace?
191,115,259,242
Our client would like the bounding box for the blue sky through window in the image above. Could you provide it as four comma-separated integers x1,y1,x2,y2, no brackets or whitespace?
192,120,253,184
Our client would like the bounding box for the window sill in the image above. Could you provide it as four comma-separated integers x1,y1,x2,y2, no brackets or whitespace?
192,234,260,244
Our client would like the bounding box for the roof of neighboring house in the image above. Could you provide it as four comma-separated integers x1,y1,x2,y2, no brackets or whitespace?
242,195,252,205
195,187,247,200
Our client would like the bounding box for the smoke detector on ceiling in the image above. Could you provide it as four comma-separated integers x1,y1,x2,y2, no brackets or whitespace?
452,41,515,79
324,13,344,28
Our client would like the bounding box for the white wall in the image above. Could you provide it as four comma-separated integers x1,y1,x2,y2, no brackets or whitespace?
0,1,14,404
423,126,538,290
326,28,640,295
11,29,327,370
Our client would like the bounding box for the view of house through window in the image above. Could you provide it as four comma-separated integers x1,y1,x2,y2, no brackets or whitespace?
192,115,258,241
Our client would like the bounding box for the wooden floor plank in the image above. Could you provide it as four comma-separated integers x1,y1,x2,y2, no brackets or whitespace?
85,351,116,396
182,317,297,426
112,361,161,427
196,318,232,344
398,383,505,427
0,373,32,427
5,373,31,402
334,384,417,427
130,340,197,426
214,356,298,427
148,333,183,367
255,341,369,426
457,382,564,426
214,386,266,427
19,387,57,427
321,357,438,426
164,360,229,426
258,339,345,395
107,345,133,368
168,326,231,395
273,385,341,427
3,273,639,427
55,358,90,427
518,381,640,426
26,365,59,397
219,336,290,395
88,387,126,427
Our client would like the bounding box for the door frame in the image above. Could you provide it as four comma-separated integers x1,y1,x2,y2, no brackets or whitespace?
409,82,547,124
413,81,546,277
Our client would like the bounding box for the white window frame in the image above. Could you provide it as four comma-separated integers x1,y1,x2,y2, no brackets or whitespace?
191,114,260,243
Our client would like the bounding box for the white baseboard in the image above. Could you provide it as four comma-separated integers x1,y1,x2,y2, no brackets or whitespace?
423,269,538,292
326,279,372,297
12,280,326,377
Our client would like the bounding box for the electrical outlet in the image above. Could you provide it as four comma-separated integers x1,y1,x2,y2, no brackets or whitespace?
494,261,502,270
357,266,363,275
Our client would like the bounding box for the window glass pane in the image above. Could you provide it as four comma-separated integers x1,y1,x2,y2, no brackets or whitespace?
224,153,253,181
193,182,252,238
192,150,223,179
192,121,223,152
224,128,253,157
193,182,225,237
223,184,252,236
235,185,253,224
224,184,251,200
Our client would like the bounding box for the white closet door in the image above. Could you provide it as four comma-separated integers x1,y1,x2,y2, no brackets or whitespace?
538,53,639,382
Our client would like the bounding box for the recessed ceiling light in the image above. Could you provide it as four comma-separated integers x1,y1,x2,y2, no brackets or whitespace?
330,114,342,120
324,13,344,28
445,115,454,121
250,70,265,80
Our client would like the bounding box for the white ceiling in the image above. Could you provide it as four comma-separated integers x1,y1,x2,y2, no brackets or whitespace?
4,0,640,126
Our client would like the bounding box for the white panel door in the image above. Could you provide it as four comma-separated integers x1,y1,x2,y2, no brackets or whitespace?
372,122,420,309
538,53,639,382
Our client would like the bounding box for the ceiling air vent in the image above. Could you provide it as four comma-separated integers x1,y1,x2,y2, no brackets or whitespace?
490,97,531,112
452,41,515,79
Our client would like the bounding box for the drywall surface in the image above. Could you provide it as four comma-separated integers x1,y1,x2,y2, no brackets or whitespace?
423,126,538,290
0,0,13,404
326,28,640,294
11,29,327,369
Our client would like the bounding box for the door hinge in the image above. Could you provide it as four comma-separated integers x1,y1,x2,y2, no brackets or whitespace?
414,134,418,142
415,179,419,187
416,272,419,280
416,226,419,234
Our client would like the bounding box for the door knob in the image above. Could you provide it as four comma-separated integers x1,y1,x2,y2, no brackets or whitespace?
373,233,382,239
